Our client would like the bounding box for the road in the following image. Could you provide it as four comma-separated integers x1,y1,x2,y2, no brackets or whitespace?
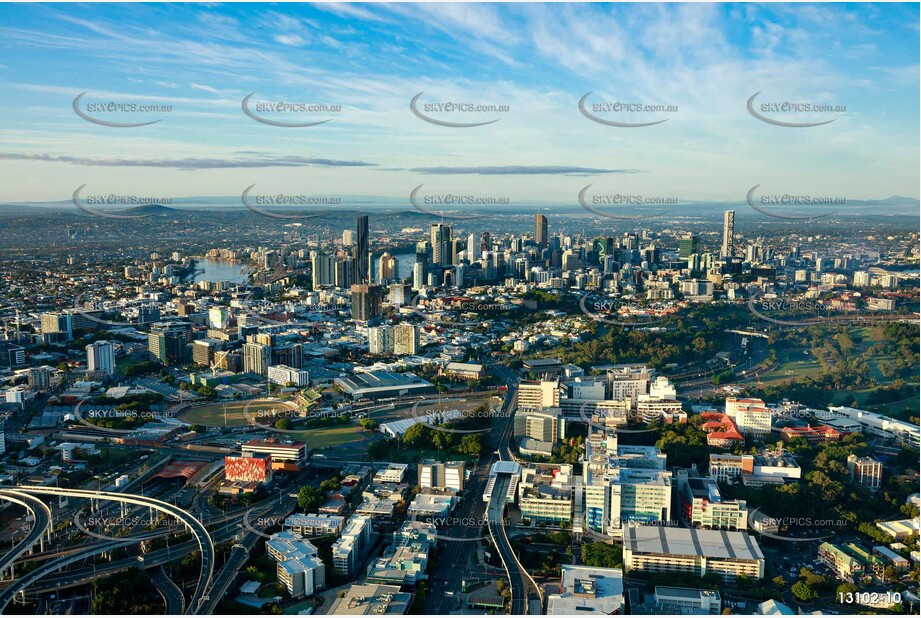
0,490,52,576
424,363,521,614
149,564,186,614
5,485,214,615
0,540,129,611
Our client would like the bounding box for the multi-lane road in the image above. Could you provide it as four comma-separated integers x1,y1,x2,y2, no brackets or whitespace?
0,489,52,576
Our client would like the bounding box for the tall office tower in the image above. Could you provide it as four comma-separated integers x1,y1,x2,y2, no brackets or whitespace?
356,215,370,284
350,284,383,321
40,313,73,342
678,234,701,259
86,340,115,377
467,233,476,257
411,262,425,291
393,323,419,355
242,342,271,377
148,323,189,365
311,251,335,289
430,223,452,266
480,232,491,256
334,257,354,289
721,210,735,258
378,253,398,283
450,238,460,266
535,213,548,248
342,229,354,246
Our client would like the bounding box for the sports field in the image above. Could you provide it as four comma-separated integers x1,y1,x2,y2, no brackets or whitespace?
178,400,363,448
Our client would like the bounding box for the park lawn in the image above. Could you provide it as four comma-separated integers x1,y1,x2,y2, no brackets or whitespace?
178,400,291,427
178,400,366,448
760,349,824,385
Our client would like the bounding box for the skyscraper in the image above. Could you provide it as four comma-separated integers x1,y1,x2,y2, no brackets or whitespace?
430,223,452,266
350,284,383,321
243,341,271,376
86,340,115,377
310,251,335,289
535,213,548,248
722,210,735,258
678,234,701,259
378,252,398,283
356,215,370,284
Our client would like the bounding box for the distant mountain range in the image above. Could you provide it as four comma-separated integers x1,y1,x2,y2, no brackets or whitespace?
0,194,918,217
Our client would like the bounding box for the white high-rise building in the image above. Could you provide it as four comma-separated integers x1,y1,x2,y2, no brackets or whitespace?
725,397,772,439
368,326,394,355
721,210,735,257
208,307,230,329
267,365,309,387
412,262,425,291
86,340,116,377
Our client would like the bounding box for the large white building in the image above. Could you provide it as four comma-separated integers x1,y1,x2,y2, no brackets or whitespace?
332,515,373,577
518,379,560,410
623,525,765,582
86,340,115,377
518,464,574,524
827,406,920,447
267,364,309,387
546,565,624,615
418,460,464,492
709,452,801,486
725,397,772,439
583,433,672,536
266,531,326,597
606,364,650,405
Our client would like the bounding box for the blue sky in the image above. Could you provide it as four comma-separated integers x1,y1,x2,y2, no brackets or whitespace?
0,2,918,203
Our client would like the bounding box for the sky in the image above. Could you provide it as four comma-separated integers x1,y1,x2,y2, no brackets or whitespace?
0,2,918,204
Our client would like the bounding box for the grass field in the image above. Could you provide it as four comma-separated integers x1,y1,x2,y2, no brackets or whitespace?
178,400,365,449
760,349,824,386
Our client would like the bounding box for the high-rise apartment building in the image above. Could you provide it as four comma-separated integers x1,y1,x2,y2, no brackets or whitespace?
356,215,370,284
243,342,272,377
86,340,115,376
721,210,735,258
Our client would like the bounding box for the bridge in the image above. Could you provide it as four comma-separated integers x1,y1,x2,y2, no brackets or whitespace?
3,486,214,615
0,490,52,578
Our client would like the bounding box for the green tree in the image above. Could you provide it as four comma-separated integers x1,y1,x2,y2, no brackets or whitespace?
791,581,818,602
297,486,324,512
